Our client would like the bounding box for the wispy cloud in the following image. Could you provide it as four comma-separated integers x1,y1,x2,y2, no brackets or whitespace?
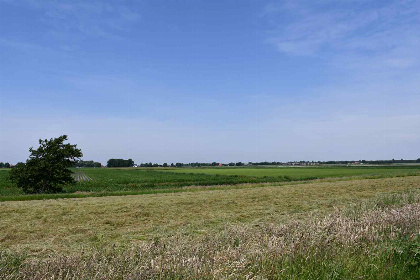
264,0,420,61
261,0,420,94
258,0,420,160
1,0,141,38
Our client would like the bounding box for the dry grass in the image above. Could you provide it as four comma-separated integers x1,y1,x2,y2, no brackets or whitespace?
0,176,419,256
1,193,418,279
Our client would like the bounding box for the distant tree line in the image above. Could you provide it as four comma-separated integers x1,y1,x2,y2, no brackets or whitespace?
138,162,246,167
137,159,420,168
0,162,11,168
139,162,183,167
248,159,420,166
74,160,102,168
107,159,134,167
4,158,420,169
248,161,283,166
322,159,420,165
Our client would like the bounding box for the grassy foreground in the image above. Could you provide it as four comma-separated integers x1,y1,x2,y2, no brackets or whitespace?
2,198,418,279
1,176,419,279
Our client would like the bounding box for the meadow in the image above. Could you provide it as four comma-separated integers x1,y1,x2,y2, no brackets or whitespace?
1,165,419,201
1,175,419,279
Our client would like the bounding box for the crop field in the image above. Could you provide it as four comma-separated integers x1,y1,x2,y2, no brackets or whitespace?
1,175,419,279
163,165,420,178
1,166,420,201
72,172,92,182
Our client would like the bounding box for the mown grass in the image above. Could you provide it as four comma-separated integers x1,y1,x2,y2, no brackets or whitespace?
1,176,418,253
1,166,419,201
0,178,419,279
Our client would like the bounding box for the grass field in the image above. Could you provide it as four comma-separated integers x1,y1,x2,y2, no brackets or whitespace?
1,175,419,279
1,165,419,201
163,165,420,178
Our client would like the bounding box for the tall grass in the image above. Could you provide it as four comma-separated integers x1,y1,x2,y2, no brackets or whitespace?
1,192,418,279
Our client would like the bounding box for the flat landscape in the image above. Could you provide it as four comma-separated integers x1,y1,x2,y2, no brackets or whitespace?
1,166,419,279
1,165,419,200
163,165,420,177
2,0,420,278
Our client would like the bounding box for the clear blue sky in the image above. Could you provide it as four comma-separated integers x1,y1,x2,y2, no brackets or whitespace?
1,0,419,164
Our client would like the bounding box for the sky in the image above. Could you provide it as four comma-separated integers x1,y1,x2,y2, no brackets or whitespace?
0,0,419,164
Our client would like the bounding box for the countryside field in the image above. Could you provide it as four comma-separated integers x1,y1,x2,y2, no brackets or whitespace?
1,166,419,279
1,165,419,200
162,165,420,177
3,0,419,279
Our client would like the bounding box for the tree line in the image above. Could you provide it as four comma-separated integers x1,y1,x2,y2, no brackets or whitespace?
0,162,11,168
74,160,102,168
321,159,420,165
118,159,420,168
107,159,134,167
5,158,420,169
138,162,245,167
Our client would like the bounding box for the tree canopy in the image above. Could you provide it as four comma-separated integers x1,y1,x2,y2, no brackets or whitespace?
74,160,102,168
0,162,10,168
9,135,83,194
107,159,134,168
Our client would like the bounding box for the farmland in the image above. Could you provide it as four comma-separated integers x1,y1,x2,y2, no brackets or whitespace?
1,165,419,201
1,166,419,279
1,174,419,279
163,165,420,178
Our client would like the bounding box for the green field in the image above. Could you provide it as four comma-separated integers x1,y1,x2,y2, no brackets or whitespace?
1,166,420,201
162,165,420,178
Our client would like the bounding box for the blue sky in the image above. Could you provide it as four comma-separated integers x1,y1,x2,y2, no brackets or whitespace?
1,0,419,164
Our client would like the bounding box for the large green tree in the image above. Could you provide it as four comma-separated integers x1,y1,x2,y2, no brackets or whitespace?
10,135,83,194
